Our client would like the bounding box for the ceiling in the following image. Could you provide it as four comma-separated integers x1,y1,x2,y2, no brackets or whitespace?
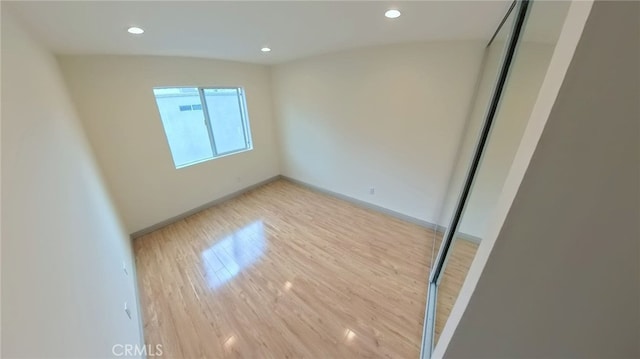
7,1,514,65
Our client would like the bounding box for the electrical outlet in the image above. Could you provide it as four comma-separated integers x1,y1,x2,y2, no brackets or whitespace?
369,187,375,195
124,302,132,320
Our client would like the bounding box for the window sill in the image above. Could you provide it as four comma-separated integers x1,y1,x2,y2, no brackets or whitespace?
175,146,253,169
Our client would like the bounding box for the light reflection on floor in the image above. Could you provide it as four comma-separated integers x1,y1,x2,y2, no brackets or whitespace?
200,220,266,289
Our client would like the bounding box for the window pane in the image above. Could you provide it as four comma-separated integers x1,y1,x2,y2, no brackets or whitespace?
153,88,213,167
203,88,248,154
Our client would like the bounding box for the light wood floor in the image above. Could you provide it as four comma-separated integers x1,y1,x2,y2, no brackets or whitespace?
134,179,476,358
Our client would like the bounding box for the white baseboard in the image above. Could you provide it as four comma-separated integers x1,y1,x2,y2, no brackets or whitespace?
130,175,282,239
280,175,439,230
130,174,482,245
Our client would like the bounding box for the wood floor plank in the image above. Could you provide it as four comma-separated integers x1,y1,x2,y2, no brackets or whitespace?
135,179,475,358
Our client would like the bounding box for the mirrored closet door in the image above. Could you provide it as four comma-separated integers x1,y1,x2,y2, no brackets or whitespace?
422,1,571,357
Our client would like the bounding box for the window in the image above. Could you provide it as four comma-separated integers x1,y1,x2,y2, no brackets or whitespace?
152,87,252,168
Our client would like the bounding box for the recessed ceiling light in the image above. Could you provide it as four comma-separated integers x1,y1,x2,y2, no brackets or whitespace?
261,47,272,53
127,27,144,35
385,9,401,19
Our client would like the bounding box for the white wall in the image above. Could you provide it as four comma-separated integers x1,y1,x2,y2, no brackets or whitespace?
1,11,143,358
272,42,485,224
58,55,280,234
440,1,640,357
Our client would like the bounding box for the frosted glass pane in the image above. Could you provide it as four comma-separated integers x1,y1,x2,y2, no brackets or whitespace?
153,88,213,167
204,88,247,154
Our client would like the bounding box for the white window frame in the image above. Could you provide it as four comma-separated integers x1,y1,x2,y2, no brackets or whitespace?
153,86,253,168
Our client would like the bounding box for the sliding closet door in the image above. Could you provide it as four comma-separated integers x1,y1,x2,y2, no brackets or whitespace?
423,1,572,357
430,5,518,345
